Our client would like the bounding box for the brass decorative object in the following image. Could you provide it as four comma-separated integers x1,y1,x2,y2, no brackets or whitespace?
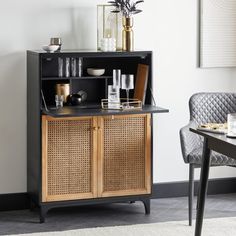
122,17,134,51
108,0,144,52
55,83,70,103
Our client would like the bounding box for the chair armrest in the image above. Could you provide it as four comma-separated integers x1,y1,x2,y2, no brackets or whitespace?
179,121,202,163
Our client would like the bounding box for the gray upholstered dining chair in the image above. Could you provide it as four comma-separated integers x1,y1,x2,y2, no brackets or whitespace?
179,92,236,226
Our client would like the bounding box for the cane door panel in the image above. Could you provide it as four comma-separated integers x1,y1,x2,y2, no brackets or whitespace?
42,116,97,202
97,114,151,198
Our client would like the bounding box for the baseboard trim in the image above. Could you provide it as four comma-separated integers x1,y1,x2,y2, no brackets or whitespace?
0,193,29,211
1,177,236,211
152,177,236,199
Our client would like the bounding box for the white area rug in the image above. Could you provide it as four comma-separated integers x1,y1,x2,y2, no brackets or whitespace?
11,217,236,236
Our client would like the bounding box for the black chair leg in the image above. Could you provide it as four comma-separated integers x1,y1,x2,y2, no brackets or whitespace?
189,164,194,226
196,185,199,210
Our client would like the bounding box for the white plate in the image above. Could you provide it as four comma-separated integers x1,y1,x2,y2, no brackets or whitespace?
197,127,227,134
226,133,236,138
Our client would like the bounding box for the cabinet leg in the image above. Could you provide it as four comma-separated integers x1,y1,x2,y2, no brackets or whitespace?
30,199,37,212
39,207,48,223
142,199,150,215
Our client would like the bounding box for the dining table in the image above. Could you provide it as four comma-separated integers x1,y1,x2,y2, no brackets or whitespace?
190,128,236,236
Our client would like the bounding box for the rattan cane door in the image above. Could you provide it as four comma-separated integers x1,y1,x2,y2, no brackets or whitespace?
97,114,151,198
42,116,98,202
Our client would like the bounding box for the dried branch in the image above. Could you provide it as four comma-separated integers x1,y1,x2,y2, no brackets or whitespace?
108,0,144,17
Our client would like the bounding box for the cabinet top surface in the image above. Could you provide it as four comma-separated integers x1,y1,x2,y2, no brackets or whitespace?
27,50,152,56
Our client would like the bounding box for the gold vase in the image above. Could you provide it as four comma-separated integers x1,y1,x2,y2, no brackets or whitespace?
122,17,134,51
55,83,70,103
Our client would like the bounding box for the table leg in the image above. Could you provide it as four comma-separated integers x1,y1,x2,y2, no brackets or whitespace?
195,137,211,236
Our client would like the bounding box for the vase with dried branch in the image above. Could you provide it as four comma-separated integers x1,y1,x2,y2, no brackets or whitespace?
108,0,144,51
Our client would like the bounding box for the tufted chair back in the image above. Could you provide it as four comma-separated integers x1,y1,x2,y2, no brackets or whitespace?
189,93,236,125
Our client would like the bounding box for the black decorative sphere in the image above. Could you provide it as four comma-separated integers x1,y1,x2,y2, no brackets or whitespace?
68,94,83,106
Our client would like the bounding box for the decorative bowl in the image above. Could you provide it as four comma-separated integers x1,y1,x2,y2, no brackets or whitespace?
87,68,105,76
42,45,60,53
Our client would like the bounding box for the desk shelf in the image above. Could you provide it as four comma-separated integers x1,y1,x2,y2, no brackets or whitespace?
42,76,112,81
42,105,168,118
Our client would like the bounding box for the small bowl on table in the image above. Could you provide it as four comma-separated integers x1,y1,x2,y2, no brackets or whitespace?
87,68,105,76
42,45,60,53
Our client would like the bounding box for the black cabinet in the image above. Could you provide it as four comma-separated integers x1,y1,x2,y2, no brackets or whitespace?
27,50,168,223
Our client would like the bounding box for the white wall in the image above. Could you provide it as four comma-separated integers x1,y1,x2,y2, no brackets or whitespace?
0,0,236,194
